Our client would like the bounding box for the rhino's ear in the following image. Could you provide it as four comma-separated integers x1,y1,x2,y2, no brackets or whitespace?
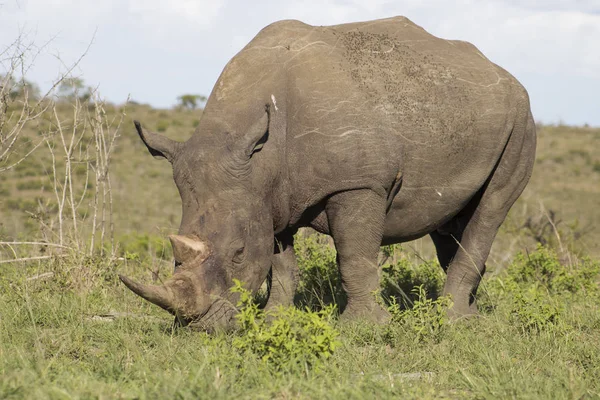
241,107,270,158
134,120,180,162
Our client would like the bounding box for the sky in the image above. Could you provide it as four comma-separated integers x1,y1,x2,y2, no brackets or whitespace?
1,0,599,126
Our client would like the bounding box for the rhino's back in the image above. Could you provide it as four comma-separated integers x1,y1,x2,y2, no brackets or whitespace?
255,16,522,140
222,17,530,235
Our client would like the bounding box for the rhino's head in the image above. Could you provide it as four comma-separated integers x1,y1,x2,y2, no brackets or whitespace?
120,109,277,330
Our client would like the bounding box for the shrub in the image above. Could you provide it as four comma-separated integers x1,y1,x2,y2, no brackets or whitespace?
480,245,600,313
385,285,451,344
231,279,340,371
505,245,600,294
294,232,446,310
117,233,173,261
5,198,37,212
508,286,568,334
294,233,343,309
156,120,169,132
16,179,44,191
381,257,444,308
13,161,39,177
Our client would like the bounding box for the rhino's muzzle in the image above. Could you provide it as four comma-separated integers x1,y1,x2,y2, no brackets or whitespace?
119,234,237,329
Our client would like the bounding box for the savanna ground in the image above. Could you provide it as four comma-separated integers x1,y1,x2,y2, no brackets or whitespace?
1,83,600,398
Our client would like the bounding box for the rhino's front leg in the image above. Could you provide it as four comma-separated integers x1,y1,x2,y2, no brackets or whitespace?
326,189,390,323
264,230,299,311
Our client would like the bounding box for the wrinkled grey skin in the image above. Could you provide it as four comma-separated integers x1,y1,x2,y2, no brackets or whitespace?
120,16,536,330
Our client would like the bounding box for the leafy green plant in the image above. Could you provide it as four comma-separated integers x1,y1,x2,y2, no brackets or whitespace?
480,245,600,314
505,245,600,294
381,257,444,308
386,285,451,344
508,286,568,334
294,233,343,309
231,279,340,371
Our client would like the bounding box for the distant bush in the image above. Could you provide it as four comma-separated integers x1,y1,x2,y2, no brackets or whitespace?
117,233,173,261
156,120,169,132
74,165,89,177
13,161,39,177
1,75,41,101
501,245,600,295
480,244,599,333
231,279,340,371
57,77,92,102
16,179,44,191
176,94,207,110
5,198,38,212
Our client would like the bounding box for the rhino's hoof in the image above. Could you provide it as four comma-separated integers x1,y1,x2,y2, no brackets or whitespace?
446,302,480,321
341,302,391,324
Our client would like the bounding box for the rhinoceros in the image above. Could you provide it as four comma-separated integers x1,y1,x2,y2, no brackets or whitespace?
120,16,536,330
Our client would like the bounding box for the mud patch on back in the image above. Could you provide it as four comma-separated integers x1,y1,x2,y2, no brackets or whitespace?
337,30,478,145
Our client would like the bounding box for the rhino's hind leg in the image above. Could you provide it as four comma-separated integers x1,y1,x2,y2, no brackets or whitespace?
434,110,536,317
264,230,299,311
326,189,390,323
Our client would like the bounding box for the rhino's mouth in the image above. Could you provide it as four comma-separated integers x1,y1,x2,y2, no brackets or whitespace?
183,296,239,332
119,234,239,331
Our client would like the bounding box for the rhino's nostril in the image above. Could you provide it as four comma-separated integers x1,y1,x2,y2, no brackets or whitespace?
174,260,182,272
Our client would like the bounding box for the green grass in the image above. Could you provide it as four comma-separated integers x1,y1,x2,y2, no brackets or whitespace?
1,99,600,398
1,243,599,398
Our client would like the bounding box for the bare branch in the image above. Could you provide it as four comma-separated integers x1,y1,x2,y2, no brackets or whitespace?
0,241,72,249
0,255,57,264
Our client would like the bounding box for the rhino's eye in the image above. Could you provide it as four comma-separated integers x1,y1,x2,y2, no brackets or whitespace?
232,246,246,264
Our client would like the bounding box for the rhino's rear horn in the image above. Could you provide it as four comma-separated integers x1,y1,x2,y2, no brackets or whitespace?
119,274,175,313
134,120,180,162
168,235,210,264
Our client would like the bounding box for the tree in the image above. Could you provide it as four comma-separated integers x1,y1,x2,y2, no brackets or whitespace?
0,75,41,101
176,94,207,110
57,77,92,102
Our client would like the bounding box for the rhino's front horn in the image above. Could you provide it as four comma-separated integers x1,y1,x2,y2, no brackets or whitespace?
119,274,175,313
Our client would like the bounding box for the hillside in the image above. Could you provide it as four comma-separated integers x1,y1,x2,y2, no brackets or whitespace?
0,102,598,262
